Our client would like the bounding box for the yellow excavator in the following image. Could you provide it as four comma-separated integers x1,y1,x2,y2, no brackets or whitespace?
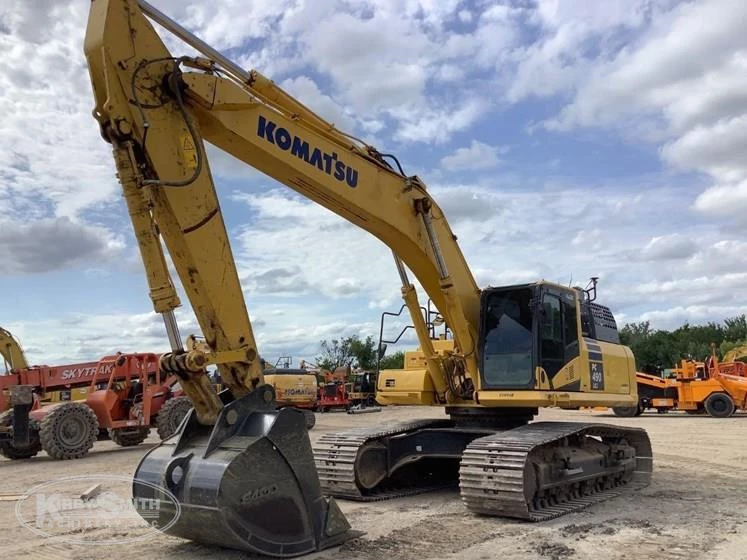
84,1,652,556
723,343,747,364
0,327,29,373
0,328,35,453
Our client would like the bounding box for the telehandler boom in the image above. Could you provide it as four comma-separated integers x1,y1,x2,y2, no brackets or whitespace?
84,1,652,556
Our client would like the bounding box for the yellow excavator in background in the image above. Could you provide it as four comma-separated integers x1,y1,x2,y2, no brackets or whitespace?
722,343,747,364
84,1,652,557
0,327,29,373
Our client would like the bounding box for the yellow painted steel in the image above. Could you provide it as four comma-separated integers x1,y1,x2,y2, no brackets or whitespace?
0,327,29,372
85,0,637,427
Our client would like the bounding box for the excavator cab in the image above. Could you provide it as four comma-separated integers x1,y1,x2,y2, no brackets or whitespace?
478,281,635,398
480,283,584,389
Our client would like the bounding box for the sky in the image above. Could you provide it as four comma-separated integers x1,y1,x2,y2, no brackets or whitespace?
1,0,746,366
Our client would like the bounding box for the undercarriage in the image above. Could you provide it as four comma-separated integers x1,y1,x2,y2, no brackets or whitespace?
313,412,652,520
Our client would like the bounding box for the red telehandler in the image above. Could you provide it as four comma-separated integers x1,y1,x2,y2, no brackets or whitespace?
0,328,191,459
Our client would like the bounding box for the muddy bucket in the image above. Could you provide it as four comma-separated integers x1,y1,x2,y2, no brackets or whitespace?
133,385,358,557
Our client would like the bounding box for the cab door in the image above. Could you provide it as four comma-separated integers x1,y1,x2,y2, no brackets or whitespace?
538,288,580,389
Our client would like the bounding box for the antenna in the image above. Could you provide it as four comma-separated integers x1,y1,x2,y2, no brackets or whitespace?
585,277,599,302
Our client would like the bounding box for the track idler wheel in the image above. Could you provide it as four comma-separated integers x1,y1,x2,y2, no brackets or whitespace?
133,384,359,557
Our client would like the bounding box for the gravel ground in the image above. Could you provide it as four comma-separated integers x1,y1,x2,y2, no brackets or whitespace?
1,406,745,560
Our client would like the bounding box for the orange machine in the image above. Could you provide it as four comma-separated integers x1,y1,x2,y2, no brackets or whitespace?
1,353,190,460
613,357,747,418
318,366,351,412
317,366,378,412
0,356,136,411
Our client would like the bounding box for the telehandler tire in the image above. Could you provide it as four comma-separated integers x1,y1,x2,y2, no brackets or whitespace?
40,403,98,460
156,396,192,440
704,393,735,418
0,413,41,459
109,427,150,447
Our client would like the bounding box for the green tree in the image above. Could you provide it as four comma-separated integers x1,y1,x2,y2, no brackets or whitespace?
619,315,747,372
316,335,378,371
349,336,378,370
724,315,747,342
378,350,405,370
619,321,652,348
315,337,354,371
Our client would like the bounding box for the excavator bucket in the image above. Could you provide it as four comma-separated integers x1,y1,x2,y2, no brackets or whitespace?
133,385,359,557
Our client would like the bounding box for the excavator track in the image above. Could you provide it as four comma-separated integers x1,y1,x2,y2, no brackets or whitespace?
314,419,459,501
460,422,653,521
315,420,652,521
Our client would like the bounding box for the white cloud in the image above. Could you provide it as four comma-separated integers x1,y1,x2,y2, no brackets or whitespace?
0,218,124,275
231,190,401,302
640,234,697,261
0,1,119,219
545,1,747,131
392,99,487,144
661,115,747,182
685,239,747,275
440,140,506,171
458,10,472,24
279,75,357,132
6,304,378,366
640,303,747,331
693,179,747,220
518,0,747,230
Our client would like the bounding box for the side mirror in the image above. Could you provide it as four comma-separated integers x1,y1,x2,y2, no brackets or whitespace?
378,343,387,360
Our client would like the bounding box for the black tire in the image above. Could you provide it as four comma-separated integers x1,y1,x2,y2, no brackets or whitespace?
97,428,111,441
0,413,41,460
156,396,192,440
109,427,150,447
39,403,98,460
612,405,640,417
704,393,735,418
302,409,316,430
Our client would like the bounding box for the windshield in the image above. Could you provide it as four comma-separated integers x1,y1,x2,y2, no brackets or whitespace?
481,288,534,388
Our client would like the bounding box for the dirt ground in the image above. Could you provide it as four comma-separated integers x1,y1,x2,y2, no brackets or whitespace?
1,406,745,560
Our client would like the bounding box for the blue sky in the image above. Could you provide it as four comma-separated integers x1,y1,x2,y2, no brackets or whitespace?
1,0,746,366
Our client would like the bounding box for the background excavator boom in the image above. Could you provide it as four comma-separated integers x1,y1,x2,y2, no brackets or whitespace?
0,327,29,372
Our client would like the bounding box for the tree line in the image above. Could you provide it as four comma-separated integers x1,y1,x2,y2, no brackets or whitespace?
619,315,747,374
315,335,404,372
